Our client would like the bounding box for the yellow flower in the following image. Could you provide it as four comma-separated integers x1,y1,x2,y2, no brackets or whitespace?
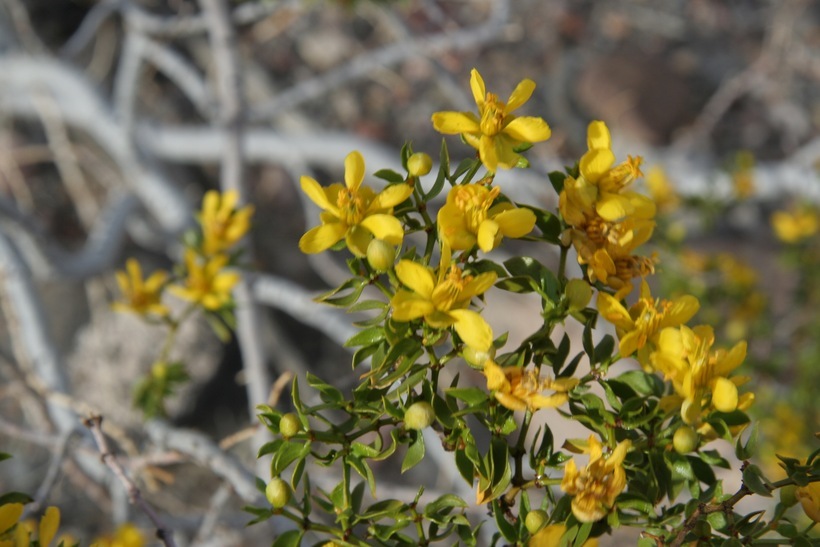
561,436,630,522
732,151,755,199
651,325,752,424
771,206,819,244
299,151,413,257
169,250,239,310
198,190,254,256
90,523,145,547
597,280,699,369
0,503,23,536
431,68,551,173
437,183,536,252
645,166,679,213
575,121,654,222
529,523,598,547
484,361,577,412
0,505,59,547
796,481,820,522
112,258,170,317
390,245,496,351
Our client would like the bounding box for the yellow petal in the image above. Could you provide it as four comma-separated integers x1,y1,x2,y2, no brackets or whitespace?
431,112,480,134
395,260,435,298
597,292,633,329
213,271,240,292
461,271,498,299
0,503,23,534
391,290,434,321
449,309,493,352
300,176,335,212
717,340,747,375
661,295,700,328
712,377,738,413
596,193,631,222
506,78,536,112
38,507,60,547
479,135,498,173
470,68,485,108
796,482,820,523
619,331,641,357
299,223,346,254
477,219,499,252
359,214,405,245
438,205,475,251
493,133,522,170
345,225,372,257
484,361,509,391
528,392,569,409
579,148,615,183
587,120,611,150
344,151,365,191
495,392,528,411
493,207,536,238
201,190,220,219
503,116,551,142
369,184,413,211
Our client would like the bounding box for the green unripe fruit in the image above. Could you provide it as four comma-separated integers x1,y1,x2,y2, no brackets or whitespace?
279,413,301,439
407,152,433,177
404,401,435,430
265,478,291,509
524,509,548,534
673,425,699,454
462,345,496,369
366,239,395,272
779,484,798,507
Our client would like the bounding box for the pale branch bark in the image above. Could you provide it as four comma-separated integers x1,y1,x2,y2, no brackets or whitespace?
84,415,178,547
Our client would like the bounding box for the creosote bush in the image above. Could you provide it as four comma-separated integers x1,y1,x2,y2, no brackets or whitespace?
2,68,819,547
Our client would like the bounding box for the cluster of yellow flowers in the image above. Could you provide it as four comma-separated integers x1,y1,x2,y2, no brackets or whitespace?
559,121,656,299
114,190,252,317
560,436,631,523
0,504,143,547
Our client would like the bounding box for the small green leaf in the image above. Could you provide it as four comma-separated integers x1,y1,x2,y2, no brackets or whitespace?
305,372,345,404
742,464,772,497
373,169,406,183
344,326,387,348
548,171,567,194
446,387,489,407
272,529,303,547
402,431,425,473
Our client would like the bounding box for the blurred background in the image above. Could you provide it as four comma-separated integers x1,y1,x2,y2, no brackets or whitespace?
0,0,818,544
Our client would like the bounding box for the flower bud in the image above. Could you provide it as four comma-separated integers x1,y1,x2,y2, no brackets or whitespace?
404,401,435,430
673,425,699,454
366,239,395,272
565,278,592,311
462,345,496,369
796,482,820,522
779,484,798,507
279,413,301,439
152,362,167,380
407,152,432,177
265,478,291,509
524,509,548,534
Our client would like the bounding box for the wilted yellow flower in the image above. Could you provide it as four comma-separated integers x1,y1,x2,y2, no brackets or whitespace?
597,280,699,369
199,190,254,256
561,436,630,522
169,250,239,311
91,522,146,547
529,523,599,547
431,68,551,173
651,325,752,424
771,206,819,244
390,244,496,351
299,151,413,257
113,258,170,317
437,183,535,252
796,481,820,522
484,361,577,412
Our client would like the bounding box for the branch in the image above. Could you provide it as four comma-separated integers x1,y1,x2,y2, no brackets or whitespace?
84,415,177,547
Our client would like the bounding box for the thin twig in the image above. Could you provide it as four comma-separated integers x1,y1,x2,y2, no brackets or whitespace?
84,415,178,547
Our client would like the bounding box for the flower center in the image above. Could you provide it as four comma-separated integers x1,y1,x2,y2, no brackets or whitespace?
336,189,366,226
453,185,500,232
599,155,643,192
431,265,472,311
480,92,507,136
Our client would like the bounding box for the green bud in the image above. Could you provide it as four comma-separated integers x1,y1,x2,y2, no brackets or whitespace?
524,509,548,534
565,278,592,311
779,484,798,507
279,413,301,439
366,239,395,272
407,152,432,177
673,425,699,454
404,401,435,430
462,345,496,369
265,477,291,508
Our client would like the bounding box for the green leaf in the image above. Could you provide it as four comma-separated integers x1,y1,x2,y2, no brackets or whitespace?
272,529,303,547
593,334,615,364
402,431,425,473
305,372,345,404
0,492,33,505
344,326,386,348
271,441,311,476
495,276,536,294
424,139,448,201
735,422,759,460
609,370,664,398
348,455,378,497
361,499,406,520
316,278,366,308
492,500,517,541
374,169,406,183
742,464,772,497
527,206,562,244
446,387,489,407
548,171,567,194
